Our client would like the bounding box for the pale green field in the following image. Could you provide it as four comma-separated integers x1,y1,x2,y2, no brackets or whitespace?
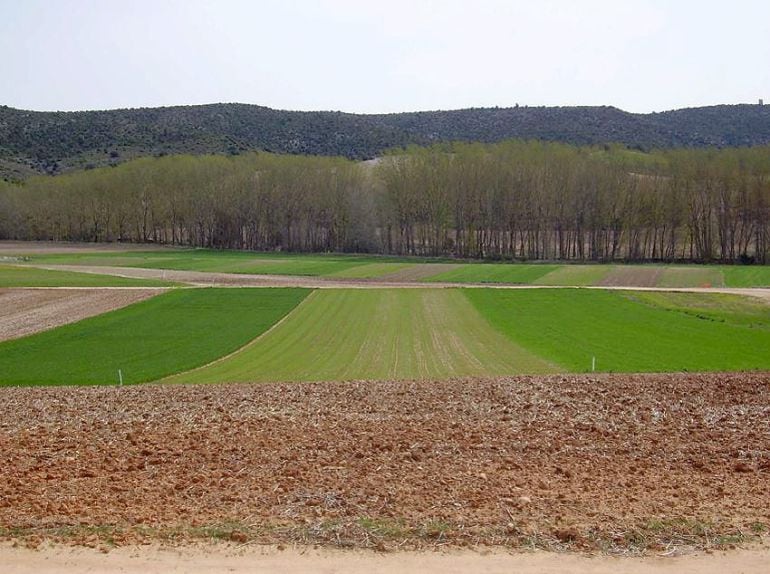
326,262,412,279
168,289,558,383
533,266,612,286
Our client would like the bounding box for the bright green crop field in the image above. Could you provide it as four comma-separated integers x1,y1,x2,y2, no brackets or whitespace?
0,288,308,386
0,264,173,287
0,285,767,386
466,289,770,373
167,289,558,383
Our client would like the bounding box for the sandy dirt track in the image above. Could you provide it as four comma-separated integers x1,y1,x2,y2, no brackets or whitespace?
2,374,768,553
0,288,163,341
29,264,770,301
3,544,770,574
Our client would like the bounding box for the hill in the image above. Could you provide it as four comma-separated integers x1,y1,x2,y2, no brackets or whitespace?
1,102,769,178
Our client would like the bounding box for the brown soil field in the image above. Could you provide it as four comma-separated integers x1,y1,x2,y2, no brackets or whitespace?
0,288,162,341
1,374,768,553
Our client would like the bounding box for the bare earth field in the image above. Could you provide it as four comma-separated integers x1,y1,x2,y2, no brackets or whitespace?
0,288,162,341
1,374,768,554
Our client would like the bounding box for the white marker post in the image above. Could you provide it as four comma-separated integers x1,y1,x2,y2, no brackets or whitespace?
592,357,596,372
118,369,123,386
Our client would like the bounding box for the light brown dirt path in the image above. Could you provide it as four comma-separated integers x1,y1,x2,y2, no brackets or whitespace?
3,544,770,574
0,288,163,341
30,264,770,302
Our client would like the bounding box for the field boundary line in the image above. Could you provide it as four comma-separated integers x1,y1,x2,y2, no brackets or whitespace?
156,290,318,383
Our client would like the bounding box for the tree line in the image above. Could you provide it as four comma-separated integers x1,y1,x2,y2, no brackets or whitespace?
1,141,768,263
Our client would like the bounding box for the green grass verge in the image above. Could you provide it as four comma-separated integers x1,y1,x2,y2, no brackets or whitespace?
465,289,770,373
168,289,558,384
719,265,770,287
0,264,173,287
0,288,309,386
425,264,559,284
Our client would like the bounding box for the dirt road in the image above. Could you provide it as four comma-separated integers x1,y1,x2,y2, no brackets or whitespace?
3,544,770,574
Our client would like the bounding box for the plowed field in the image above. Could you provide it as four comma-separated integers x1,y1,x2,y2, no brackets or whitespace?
2,373,768,552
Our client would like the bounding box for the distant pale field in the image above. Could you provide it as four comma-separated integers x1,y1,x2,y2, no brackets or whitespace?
11,246,770,287
0,264,173,287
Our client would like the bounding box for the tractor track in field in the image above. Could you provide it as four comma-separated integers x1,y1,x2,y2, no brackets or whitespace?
22,264,770,302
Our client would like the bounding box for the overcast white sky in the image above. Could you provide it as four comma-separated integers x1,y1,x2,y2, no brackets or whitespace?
1,0,768,113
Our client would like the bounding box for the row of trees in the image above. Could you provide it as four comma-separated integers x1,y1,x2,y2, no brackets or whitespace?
1,141,769,263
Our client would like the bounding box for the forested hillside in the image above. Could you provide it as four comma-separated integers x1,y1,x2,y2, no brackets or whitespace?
1,102,769,179
2,142,768,263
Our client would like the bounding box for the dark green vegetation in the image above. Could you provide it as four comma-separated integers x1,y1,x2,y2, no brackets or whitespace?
0,263,172,287
466,289,770,373
2,142,770,263
2,103,770,178
0,288,308,386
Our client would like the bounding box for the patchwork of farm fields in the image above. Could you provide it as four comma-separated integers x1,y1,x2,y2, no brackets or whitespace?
0,284,768,386
1,242,769,557
8,243,770,287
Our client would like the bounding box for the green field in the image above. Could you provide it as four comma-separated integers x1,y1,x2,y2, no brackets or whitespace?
0,264,173,287
20,249,421,278
466,289,770,373
0,288,308,386
166,289,558,384
533,265,612,286
719,265,770,287
1,283,768,386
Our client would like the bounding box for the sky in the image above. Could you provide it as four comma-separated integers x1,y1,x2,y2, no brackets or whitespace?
1,0,768,114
